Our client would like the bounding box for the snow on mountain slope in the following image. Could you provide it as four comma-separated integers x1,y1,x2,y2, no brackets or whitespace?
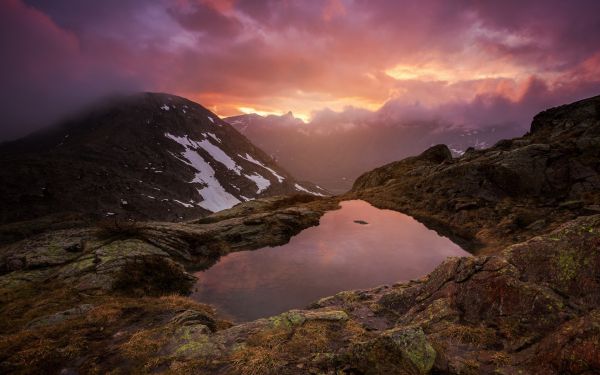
164,133,243,212
0,93,328,223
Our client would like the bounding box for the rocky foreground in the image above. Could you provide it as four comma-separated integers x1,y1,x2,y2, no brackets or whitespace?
1,96,600,374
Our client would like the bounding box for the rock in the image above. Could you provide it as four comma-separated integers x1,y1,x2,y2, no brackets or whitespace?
354,220,369,225
27,304,94,328
584,205,600,213
304,309,349,322
526,219,546,231
493,139,513,150
416,144,453,164
343,326,436,375
454,201,478,211
64,242,83,253
559,200,584,209
168,325,219,359
170,309,217,332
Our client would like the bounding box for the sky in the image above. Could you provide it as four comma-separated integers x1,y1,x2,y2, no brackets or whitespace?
1,0,600,140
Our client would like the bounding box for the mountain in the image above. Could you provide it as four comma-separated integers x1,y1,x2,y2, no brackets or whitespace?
226,112,522,193
0,93,327,224
352,94,600,252
1,94,599,374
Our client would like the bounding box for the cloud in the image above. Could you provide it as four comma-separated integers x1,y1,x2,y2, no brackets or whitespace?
0,0,146,140
1,0,600,140
308,73,600,134
167,1,241,37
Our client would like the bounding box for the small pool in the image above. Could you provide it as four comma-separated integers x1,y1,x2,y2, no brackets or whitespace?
191,200,469,321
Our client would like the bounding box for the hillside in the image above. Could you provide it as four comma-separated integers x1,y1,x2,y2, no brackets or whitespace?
0,93,327,224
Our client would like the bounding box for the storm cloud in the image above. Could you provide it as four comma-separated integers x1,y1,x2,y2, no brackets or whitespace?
1,0,600,140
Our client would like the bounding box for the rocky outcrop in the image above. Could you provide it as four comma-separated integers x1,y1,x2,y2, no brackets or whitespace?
351,95,600,253
2,211,597,374
0,195,335,295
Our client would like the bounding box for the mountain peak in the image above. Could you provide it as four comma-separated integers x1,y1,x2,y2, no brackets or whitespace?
0,92,328,223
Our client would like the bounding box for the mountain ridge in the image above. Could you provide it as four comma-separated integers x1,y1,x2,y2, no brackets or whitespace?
0,92,327,224
226,111,523,193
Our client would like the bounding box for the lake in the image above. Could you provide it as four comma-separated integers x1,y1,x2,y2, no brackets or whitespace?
191,200,469,321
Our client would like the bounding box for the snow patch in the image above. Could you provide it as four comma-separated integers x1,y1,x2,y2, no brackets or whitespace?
238,153,285,183
197,139,242,175
207,116,215,123
165,133,241,212
294,183,326,197
174,199,194,208
161,104,170,111
245,173,271,193
165,133,243,175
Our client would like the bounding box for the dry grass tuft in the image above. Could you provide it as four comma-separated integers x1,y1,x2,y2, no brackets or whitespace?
111,256,194,297
442,323,496,346
0,290,221,374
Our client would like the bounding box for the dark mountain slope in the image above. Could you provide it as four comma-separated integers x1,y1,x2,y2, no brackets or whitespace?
0,93,327,224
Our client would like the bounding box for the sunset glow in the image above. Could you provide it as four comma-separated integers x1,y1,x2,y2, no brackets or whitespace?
1,0,600,139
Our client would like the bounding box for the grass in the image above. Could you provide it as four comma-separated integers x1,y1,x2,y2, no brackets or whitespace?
441,323,496,347
0,290,222,374
229,315,362,374
111,255,195,297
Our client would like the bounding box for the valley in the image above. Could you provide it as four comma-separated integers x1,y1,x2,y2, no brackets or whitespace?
1,94,599,374
227,112,523,193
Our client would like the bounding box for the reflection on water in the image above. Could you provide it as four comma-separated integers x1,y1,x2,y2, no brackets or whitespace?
192,200,469,321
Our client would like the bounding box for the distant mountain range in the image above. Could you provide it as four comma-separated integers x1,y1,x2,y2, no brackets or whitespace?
226,112,524,193
0,93,327,223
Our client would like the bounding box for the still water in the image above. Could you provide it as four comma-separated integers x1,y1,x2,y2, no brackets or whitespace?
192,200,469,321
